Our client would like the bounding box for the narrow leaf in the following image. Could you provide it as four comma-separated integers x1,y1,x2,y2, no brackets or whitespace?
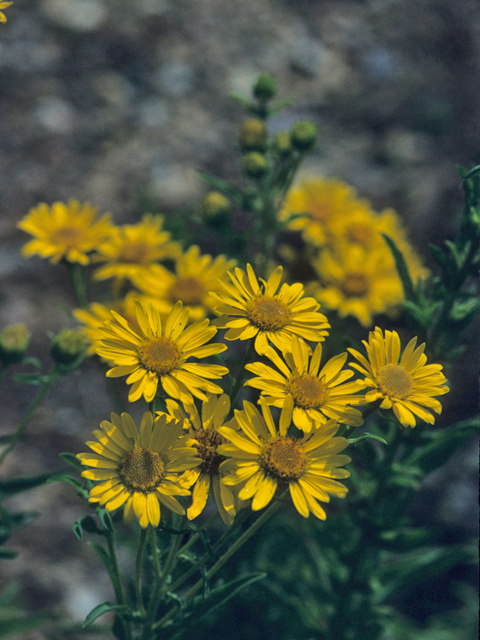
382,234,416,302
83,601,129,628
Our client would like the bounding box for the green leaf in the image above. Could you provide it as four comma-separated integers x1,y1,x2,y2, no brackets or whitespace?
462,163,480,181
72,515,105,541
0,548,18,559
429,242,452,271
0,472,57,500
168,572,266,638
88,541,120,591
382,234,416,302
60,451,84,471
405,418,478,475
378,526,438,551
378,545,475,600
197,171,244,205
347,432,388,446
83,601,129,628
0,613,55,637
228,91,253,108
9,373,48,386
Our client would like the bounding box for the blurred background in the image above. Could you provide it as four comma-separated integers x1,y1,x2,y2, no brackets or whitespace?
0,1,478,638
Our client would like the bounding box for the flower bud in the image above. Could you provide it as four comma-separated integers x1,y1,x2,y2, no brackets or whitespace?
291,120,318,152
50,329,88,365
0,324,31,364
253,74,277,102
273,131,292,157
238,119,267,151
242,152,269,178
200,191,231,219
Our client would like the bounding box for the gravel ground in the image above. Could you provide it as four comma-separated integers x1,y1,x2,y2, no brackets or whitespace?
0,0,478,638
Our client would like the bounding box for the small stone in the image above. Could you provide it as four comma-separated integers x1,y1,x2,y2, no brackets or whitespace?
42,0,107,32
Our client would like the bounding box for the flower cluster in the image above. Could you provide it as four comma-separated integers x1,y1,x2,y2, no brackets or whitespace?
17,194,449,531
279,178,429,326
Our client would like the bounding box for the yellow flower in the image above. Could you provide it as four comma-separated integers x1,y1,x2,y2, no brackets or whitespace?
158,394,239,525
212,264,330,355
78,412,199,528
93,213,181,284
0,1,12,23
73,292,140,356
218,396,350,519
279,178,367,247
310,244,411,327
348,327,449,428
95,299,228,403
133,245,237,322
245,336,364,433
17,200,114,265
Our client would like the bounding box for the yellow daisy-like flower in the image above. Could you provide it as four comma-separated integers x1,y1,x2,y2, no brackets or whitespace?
0,1,12,23
95,299,228,403
212,264,330,355
310,244,412,327
158,394,239,525
348,327,449,428
218,396,350,519
78,411,199,528
92,213,181,284
73,292,140,356
245,336,364,433
133,245,237,322
279,177,368,247
17,199,114,266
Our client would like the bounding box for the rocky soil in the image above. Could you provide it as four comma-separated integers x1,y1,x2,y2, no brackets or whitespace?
0,1,478,638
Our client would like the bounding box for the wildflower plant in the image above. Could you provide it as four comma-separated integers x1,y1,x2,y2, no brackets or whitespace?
3,74,478,640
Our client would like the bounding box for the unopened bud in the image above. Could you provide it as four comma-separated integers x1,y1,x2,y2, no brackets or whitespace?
0,324,31,364
273,131,292,157
291,120,318,152
253,74,277,102
200,192,231,219
50,329,88,365
242,152,269,178
239,119,267,151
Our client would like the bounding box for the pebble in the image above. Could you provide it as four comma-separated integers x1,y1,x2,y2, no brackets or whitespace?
42,0,108,32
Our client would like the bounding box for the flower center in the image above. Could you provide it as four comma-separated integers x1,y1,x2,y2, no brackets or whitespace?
193,428,228,474
169,277,206,306
290,374,327,409
261,436,307,480
311,202,333,223
346,223,374,245
52,226,83,246
120,241,150,264
341,273,370,297
247,297,291,331
138,338,181,375
119,447,165,491
377,364,413,400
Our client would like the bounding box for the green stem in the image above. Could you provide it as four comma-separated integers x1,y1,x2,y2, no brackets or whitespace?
155,498,283,630
106,530,133,640
0,370,58,466
176,511,220,557
66,261,88,308
135,527,148,618
141,524,182,640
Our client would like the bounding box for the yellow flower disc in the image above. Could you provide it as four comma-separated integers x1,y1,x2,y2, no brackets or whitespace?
169,277,206,306
341,273,371,298
261,436,307,480
119,448,165,490
376,364,413,400
193,428,228,474
138,338,181,375
119,241,150,263
290,374,327,410
247,297,291,331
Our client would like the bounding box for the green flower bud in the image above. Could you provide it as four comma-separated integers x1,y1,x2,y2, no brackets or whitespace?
238,118,268,151
0,324,31,364
242,152,269,178
273,131,292,157
200,191,231,219
291,120,318,151
253,74,277,102
50,329,88,365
